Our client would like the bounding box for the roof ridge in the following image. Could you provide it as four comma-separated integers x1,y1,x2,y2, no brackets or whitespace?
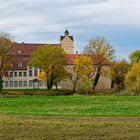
16,43,60,45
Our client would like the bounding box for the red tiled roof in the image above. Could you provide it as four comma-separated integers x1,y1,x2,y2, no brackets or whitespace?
8,56,31,70
66,54,109,65
8,43,60,56
6,43,108,70
66,54,76,65
7,43,76,70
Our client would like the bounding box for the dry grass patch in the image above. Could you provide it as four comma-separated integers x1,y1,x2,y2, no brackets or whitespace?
0,116,140,140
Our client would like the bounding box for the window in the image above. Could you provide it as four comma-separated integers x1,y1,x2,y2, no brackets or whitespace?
19,81,22,87
23,72,27,77
29,70,32,77
18,50,22,54
23,81,27,87
14,81,18,87
18,63,22,67
34,69,38,77
9,72,13,77
29,80,33,87
14,72,17,77
11,64,14,67
5,81,8,87
19,72,22,77
10,81,13,87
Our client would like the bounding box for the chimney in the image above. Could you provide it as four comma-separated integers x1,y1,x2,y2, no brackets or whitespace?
22,42,24,46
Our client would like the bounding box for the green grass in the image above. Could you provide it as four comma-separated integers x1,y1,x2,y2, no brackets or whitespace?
0,96,140,116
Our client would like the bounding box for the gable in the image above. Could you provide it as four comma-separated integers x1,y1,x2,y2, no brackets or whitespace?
60,36,74,41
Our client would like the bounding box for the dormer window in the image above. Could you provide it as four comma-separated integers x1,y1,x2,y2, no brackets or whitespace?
18,50,22,54
11,64,14,67
18,63,22,67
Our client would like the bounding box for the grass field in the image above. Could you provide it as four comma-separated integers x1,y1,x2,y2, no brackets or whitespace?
0,96,140,140
0,96,140,116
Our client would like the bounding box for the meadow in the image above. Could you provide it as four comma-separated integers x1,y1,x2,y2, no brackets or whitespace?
0,95,140,139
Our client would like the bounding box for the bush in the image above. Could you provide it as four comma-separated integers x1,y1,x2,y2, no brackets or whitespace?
125,62,140,95
0,89,72,97
77,77,92,95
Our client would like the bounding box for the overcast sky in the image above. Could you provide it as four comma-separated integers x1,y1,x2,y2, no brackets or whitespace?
0,0,140,60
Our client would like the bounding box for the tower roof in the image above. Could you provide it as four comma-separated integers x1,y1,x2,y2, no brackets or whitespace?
64,29,69,36
60,29,74,41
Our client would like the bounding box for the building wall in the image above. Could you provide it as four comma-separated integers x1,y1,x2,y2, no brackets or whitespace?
60,36,74,54
3,65,111,90
61,65,111,90
3,67,47,89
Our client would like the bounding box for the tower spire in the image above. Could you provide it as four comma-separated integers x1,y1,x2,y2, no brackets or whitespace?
64,28,69,36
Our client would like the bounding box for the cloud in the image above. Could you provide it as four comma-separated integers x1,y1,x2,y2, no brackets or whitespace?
0,0,140,59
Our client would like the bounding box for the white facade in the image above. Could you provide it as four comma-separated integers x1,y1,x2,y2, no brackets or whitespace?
3,67,47,89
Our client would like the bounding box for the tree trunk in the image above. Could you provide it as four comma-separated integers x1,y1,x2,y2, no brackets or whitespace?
0,77,4,92
47,73,55,90
72,76,78,93
54,82,58,90
93,66,101,90
111,80,115,89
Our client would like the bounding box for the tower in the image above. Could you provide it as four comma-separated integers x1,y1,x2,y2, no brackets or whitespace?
60,29,74,54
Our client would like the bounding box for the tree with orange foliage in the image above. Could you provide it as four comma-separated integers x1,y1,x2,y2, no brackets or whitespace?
84,37,115,90
29,45,69,90
125,62,140,94
111,59,129,90
72,55,93,93
0,33,15,91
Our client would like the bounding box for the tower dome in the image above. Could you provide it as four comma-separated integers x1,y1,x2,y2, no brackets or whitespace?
64,29,69,36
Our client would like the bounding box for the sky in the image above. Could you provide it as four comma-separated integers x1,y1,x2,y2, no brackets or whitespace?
0,0,140,60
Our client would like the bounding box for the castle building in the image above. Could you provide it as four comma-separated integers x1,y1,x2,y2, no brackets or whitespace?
3,30,111,90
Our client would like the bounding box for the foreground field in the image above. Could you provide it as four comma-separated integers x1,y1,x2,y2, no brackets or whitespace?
0,96,140,140
0,96,140,116
0,116,140,140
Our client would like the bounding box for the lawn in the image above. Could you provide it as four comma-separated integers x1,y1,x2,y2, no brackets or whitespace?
0,96,140,140
0,96,140,116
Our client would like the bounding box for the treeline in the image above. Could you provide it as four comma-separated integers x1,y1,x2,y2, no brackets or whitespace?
0,33,140,95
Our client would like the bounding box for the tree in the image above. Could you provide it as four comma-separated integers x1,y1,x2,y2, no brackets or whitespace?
38,67,71,90
29,45,67,90
129,50,140,64
110,59,129,90
125,62,140,94
0,33,15,91
72,55,93,93
84,37,115,90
